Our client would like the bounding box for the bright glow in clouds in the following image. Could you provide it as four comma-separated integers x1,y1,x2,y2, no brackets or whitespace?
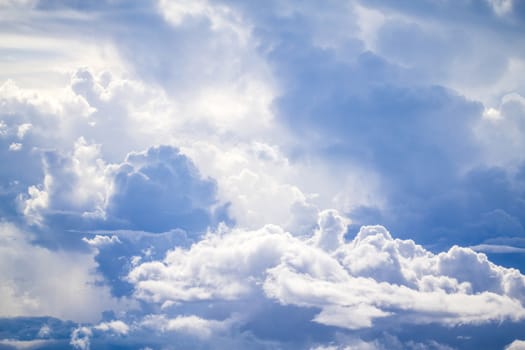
1,0,525,349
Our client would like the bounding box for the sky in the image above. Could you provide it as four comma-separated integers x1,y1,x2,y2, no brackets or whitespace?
1,0,525,349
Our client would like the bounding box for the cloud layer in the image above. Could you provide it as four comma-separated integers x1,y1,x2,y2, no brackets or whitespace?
1,0,525,349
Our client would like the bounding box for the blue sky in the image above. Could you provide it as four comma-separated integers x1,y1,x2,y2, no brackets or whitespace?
1,0,525,349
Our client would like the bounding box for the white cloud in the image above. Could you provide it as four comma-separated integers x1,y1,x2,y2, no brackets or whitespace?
506,340,525,350
469,244,525,254
483,107,502,121
1,2,524,347
487,0,514,16
0,222,134,322
157,0,250,42
265,250,525,328
475,92,525,167
0,120,6,136
181,141,319,233
93,320,129,335
37,324,51,338
17,122,32,138
0,339,56,349
128,224,294,303
1,67,290,232
70,326,92,350
0,0,36,9
83,234,121,247
141,314,234,339
129,211,525,330
182,141,380,235
21,137,110,224
310,209,350,251
8,142,22,151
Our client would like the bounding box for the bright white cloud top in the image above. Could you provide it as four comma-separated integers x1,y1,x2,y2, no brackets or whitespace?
1,0,525,349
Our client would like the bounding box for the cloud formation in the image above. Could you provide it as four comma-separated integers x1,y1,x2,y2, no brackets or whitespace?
1,0,525,348
130,210,525,331
0,222,133,323
107,145,229,233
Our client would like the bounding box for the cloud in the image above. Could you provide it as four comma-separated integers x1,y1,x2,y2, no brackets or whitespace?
13,140,231,297
310,210,350,251
129,210,525,333
181,140,321,234
86,229,192,298
0,338,58,349
55,313,257,350
507,340,525,350
82,234,121,247
1,1,525,348
20,137,109,226
475,92,525,167
228,0,525,251
8,142,22,151
0,222,134,322
17,138,229,234
141,314,234,339
70,326,91,350
128,223,292,303
93,320,129,335
106,145,230,233
469,244,525,254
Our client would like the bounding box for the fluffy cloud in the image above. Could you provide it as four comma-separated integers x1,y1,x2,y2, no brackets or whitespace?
184,141,320,232
93,320,129,335
106,145,229,233
129,210,525,332
70,326,92,350
21,137,109,225
128,223,293,303
18,139,228,235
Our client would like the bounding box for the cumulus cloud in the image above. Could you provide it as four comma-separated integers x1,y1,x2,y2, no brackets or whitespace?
182,141,321,234
21,137,109,225
17,138,228,236
222,0,525,252
106,145,230,233
129,210,525,332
